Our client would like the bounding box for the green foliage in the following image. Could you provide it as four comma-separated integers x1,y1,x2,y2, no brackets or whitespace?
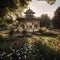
45,0,56,5
41,32,57,37
0,35,4,41
22,30,27,35
0,37,60,60
32,41,56,60
0,19,6,29
53,7,60,29
0,0,56,18
39,29,44,33
40,14,51,28
5,18,13,24
24,34,32,38
0,17,13,29
57,35,60,40
9,28,15,36
0,35,8,43
0,0,31,18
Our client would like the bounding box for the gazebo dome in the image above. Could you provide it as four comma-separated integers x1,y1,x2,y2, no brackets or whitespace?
24,8,35,18
24,8,35,14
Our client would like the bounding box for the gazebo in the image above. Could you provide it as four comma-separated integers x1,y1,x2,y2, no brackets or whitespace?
17,8,40,32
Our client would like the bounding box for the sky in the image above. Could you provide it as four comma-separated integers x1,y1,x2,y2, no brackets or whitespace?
24,0,60,19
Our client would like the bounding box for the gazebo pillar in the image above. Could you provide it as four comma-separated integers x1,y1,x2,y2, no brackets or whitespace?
38,22,40,30
24,23,27,31
32,22,34,32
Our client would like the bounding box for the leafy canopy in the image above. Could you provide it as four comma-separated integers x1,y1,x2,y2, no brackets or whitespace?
53,7,60,29
0,0,56,18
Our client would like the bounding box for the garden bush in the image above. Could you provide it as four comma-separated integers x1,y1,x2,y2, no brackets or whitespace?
32,40,60,60
41,32,57,37
22,30,27,35
39,29,44,33
0,35,6,42
57,35,60,40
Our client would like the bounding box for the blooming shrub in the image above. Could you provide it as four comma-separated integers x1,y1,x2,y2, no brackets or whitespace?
0,35,60,60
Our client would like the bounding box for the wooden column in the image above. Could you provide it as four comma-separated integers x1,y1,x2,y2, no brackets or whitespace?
32,21,34,32
38,22,40,30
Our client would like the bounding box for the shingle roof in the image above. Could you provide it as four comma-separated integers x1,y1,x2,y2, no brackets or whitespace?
24,8,35,14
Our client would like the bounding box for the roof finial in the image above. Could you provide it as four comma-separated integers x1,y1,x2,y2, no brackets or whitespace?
28,5,30,9
29,7,30,9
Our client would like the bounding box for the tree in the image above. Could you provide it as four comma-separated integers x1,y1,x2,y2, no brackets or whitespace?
0,16,13,30
40,14,51,28
0,0,56,18
0,0,31,18
53,7,60,29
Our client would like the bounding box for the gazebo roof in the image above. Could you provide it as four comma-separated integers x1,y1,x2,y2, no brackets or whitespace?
24,8,35,14
16,8,40,21
17,17,40,22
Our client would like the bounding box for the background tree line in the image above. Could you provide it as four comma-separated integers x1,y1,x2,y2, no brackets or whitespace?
40,6,60,30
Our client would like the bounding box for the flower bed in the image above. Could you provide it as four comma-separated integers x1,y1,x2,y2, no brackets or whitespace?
0,35,60,60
